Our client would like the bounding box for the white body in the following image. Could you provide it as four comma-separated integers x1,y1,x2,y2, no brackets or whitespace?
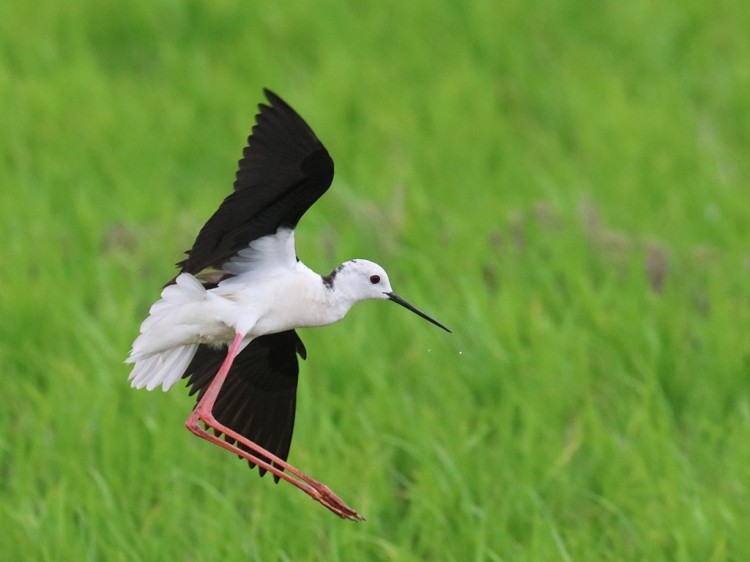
126,228,392,391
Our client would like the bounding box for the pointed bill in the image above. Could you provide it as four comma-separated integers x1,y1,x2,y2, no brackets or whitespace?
386,293,451,333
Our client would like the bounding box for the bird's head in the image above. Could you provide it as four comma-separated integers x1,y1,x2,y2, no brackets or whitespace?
326,259,451,332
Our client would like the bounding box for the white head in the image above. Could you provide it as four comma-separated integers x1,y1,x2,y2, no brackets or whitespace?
324,259,392,301
323,259,451,332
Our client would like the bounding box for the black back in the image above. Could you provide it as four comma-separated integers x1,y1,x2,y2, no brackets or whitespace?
178,89,334,274
182,330,307,480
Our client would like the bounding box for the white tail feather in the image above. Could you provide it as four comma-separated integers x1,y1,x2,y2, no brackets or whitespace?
126,273,209,391
128,343,199,391
127,273,210,358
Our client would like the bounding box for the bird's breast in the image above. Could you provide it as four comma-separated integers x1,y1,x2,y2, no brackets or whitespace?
214,267,347,336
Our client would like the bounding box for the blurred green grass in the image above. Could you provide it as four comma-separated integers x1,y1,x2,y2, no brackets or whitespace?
1,0,749,560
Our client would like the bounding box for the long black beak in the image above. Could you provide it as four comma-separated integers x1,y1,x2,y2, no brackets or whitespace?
386,293,452,333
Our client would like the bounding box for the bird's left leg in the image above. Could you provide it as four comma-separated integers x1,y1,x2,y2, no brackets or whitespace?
185,332,364,521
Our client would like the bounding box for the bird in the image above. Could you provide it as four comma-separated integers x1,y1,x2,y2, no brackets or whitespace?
125,89,450,521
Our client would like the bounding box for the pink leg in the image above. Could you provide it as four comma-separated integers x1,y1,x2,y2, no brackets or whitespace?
185,333,364,521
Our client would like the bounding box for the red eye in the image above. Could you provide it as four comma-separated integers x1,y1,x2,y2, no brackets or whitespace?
370,275,381,284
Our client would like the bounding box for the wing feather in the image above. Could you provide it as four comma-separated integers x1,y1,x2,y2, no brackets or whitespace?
178,89,333,275
182,330,306,481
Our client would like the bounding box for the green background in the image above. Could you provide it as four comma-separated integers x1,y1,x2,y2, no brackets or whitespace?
1,0,749,559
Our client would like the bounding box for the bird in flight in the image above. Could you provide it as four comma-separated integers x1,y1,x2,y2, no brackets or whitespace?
126,89,450,520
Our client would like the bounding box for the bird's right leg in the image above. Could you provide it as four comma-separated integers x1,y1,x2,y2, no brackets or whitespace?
185,332,364,521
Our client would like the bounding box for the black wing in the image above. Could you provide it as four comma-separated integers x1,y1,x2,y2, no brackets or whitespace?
182,330,307,481
178,89,334,274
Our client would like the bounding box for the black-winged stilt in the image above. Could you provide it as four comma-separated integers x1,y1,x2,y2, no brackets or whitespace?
126,90,450,520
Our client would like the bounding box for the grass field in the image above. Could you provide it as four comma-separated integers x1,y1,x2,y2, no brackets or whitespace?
2,0,750,560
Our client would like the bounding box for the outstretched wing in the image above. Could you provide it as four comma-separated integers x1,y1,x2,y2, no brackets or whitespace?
182,330,307,480
178,89,334,275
